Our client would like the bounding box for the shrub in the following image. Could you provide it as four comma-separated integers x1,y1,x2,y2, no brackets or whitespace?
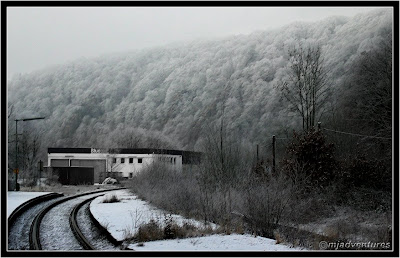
281,129,336,190
243,175,293,238
251,160,270,182
102,193,120,203
135,219,164,242
129,162,202,219
45,174,61,187
24,179,37,188
342,187,391,212
328,155,392,211
285,193,334,224
340,156,391,192
131,217,210,243
163,216,198,239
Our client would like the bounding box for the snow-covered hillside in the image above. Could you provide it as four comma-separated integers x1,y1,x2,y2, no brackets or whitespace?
7,9,392,154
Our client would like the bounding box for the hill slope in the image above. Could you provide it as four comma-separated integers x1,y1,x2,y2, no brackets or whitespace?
7,9,392,153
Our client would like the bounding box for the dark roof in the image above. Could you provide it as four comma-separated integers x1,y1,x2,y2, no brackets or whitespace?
48,148,91,154
109,148,183,155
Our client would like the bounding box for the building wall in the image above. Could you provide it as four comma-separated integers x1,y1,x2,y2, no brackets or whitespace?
55,167,94,185
108,154,182,179
48,151,182,183
50,159,69,167
70,159,106,183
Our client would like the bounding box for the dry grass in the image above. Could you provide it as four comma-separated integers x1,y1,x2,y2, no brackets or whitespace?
135,219,164,242
127,217,219,244
274,230,283,244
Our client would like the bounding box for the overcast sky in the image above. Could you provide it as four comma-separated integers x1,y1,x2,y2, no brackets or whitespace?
7,6,385,78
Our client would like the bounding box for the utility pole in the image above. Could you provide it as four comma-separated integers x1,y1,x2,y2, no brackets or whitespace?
272,135,276,175
14,117,45,191
14,120,19,191
38,160,43,187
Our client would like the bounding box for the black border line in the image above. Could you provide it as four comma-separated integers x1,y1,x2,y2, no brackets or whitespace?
2,1,398,257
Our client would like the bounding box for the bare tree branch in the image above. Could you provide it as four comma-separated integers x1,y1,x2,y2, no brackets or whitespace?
275,42,328,131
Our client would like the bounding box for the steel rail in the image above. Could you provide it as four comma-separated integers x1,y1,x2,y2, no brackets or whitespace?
8,192,64,228
29,188,125,250
69,195,103,250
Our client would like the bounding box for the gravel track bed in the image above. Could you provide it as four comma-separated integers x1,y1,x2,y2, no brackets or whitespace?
8,197,63,250
39,193,107,250
77,201,120,250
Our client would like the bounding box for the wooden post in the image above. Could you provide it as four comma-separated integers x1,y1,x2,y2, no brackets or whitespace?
256,144,259,162
220,118,224,169
272,135,276,175
38,160,43,187
15,120,19,191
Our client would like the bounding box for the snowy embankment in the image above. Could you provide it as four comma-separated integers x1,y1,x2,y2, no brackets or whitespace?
90,189,304,251
90,189,217,241
7,191,51,218
130,234,302,251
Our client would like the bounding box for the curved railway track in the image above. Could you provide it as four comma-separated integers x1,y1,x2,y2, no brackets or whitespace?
69,195,100,250
8,193,65,250
8,192,64,228
29,188,125,250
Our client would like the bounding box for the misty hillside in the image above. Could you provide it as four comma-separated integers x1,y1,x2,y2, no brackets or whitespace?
7,9,392,153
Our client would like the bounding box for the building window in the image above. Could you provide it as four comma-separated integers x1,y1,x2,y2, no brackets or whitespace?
129,158,133,163
129,173,133,178
138,158,142,164
121,158,125,163
112,158,116,163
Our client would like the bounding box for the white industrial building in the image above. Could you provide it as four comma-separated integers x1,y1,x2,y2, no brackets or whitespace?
47,148,201,184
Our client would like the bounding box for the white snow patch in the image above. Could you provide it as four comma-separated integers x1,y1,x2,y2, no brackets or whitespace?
90,189,217,241
7,191,52,218
130,234,305,251
90,189,303,251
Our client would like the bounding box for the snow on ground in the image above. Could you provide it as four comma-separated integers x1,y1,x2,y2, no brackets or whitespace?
130,234,304,251
90,189,303,251
7,191,51,218
90,189,217,241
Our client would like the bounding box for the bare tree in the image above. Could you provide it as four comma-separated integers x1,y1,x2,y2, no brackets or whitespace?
19,131,41,185
277,42,329,131
197,119,248,232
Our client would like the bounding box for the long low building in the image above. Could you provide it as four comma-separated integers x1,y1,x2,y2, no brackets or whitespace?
47,147,201,184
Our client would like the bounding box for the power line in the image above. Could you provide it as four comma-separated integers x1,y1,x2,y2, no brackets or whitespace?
323,128,392,140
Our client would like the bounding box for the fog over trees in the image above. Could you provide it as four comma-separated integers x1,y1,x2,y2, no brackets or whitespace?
7,9,392,161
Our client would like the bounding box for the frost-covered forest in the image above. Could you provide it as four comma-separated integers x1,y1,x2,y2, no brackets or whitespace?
8,9,392,162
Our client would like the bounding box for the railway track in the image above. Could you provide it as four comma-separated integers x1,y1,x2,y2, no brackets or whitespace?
69,195,100,250
26,188,125,251
8,193,65,250
8,192,64,228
